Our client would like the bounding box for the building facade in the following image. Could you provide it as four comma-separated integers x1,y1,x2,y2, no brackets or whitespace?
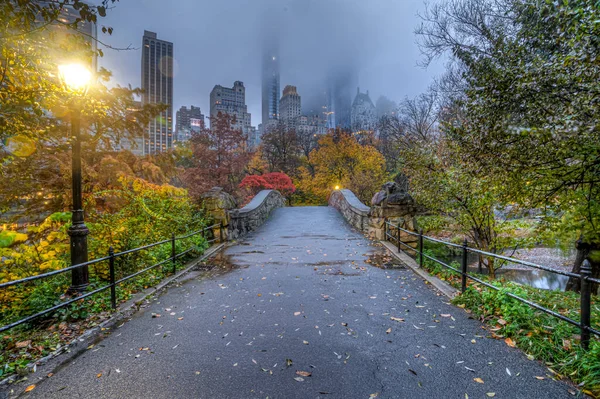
176,105,204,133
209,81,252,135
141,30,174,154
279,85,301,131
351,88,377,133
175,105,204,143
262,49,280,125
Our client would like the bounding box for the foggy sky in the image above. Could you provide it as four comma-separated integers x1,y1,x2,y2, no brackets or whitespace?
99,0,445,126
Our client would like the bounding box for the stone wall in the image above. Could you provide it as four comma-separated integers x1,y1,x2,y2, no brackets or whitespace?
329,189,371,234
228,190,286,240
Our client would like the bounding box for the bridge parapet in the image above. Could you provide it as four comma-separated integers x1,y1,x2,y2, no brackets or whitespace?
329,189,371,234
228,190,286,239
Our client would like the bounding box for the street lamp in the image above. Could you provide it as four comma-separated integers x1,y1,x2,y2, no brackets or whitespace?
59,63,92,294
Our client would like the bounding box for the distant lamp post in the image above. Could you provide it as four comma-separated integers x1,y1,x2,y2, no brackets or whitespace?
59,63,92,294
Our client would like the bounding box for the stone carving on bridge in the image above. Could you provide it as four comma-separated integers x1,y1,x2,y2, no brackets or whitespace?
370,181,419,252
201,187,237,241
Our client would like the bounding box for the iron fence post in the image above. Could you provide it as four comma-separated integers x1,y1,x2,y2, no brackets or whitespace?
580,259,592,350
461,239,468,293
396,223,401,252
171,233,176,274
418,229,424,268
384,220,387,242
108,246,116,310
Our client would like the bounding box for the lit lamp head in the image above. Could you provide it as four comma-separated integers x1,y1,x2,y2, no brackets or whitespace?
58,63,92,94
335,185,340,190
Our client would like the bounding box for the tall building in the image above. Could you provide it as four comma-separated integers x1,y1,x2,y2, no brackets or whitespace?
141,30,174,154
279,85,301,131
326,68,358,130
351,88,377,133
176,106,204,132
262,48,280,124
209,81,252,135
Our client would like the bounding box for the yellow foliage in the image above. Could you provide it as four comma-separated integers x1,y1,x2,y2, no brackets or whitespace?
297,133,388,204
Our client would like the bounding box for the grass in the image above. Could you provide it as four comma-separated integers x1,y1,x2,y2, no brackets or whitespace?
415,241,600,398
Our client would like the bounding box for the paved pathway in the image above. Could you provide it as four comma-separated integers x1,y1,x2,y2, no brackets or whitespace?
16,207,573,398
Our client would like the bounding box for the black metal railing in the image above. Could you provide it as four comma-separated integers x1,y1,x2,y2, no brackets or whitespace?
384,220,600,350
0,222,224,334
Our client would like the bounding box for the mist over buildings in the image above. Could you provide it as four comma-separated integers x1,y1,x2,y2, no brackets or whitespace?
100,0,444,126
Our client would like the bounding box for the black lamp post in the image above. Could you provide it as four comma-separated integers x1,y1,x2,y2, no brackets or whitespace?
59,64,92,294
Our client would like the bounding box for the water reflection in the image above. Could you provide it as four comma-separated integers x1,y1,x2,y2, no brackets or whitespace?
467,266,569,291
446,252,570,291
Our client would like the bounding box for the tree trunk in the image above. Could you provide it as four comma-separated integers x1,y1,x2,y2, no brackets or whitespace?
566,237,600,293
487,257,495,279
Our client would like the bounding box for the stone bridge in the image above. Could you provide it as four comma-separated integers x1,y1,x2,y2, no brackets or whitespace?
11,187,574,399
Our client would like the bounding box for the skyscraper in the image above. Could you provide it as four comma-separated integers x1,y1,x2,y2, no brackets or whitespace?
209,81,252,135
262,48,280,125
279,85,301,131
141,30,174,154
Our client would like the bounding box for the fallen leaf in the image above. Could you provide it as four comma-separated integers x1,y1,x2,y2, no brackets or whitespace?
257,294,262,297
369,393,379,398
497,319,507,325
286,358,293,367
440,314,451,318
390,317,405,322
535,376,545,380
474,378,484,384
97,373,102,378
386,328,392,334
296,370,312,377
294,312,302,316
486,393,496,397
294,377,304,382
505,338,516,348
16,340,31,348
177,317,184,321
303,340,309,345
24,385,36,393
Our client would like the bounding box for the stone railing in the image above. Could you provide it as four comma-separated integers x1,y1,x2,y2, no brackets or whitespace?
329,189,371,233
228,190,286,239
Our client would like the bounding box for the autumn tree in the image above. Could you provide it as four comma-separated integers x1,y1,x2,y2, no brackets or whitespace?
260,125,300,175
297,132,387,204
239,172,296,205
183,113,251,202
0,1,165,221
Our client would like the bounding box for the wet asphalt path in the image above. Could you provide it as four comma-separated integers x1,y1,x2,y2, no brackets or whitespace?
18,207,573,398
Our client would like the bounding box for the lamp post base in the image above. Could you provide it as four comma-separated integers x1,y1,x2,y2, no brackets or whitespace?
68,220,90,293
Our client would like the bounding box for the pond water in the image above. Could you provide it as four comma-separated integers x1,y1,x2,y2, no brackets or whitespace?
444,251,571,291
470,266,569,291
